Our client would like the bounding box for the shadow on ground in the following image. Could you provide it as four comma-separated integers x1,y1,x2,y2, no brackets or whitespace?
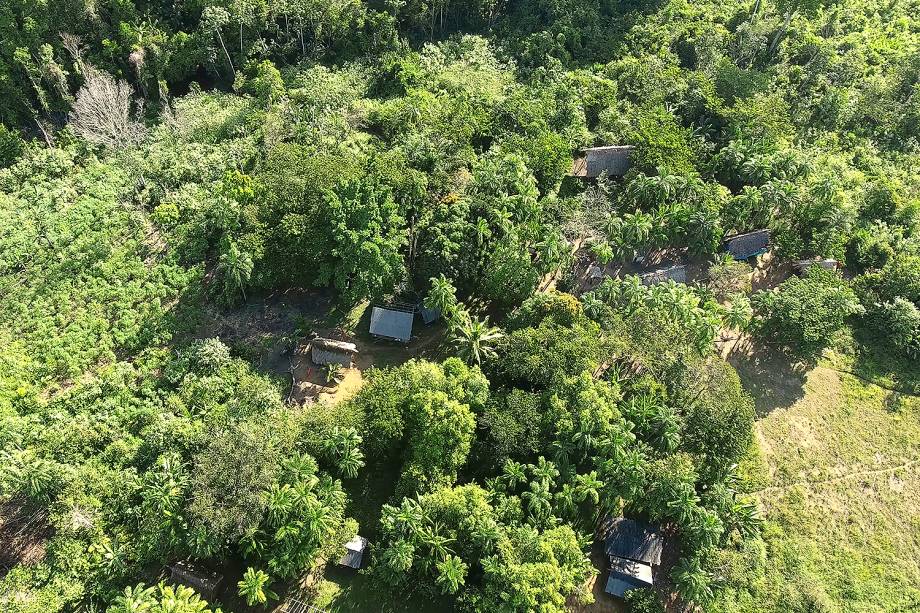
725,336,810,416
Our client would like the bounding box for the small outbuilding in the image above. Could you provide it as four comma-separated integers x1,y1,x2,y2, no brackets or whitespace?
601,518,664,599
640,264,686,286
310,338,358,367
338,535,368,569
794,258,838,273
168,561,223,601
370,306,414,343
724,229,770,260
573,145,635,178
417,303,441,325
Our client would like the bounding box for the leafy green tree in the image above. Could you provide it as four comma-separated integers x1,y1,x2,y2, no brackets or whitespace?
319,178,407,304
753,267,862,358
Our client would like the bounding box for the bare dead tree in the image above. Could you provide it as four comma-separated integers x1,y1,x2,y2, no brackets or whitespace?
68,66,146,149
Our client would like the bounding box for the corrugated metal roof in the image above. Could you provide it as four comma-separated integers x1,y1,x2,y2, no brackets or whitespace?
603,518,664,566
370,307,413,342
418,304,441,324
609,555,653,586
311,347,353,366
724,229,770,259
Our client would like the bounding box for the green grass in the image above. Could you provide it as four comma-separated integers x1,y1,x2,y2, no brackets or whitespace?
717,346,920,612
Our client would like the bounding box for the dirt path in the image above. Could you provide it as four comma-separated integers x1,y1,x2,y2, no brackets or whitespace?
752,458,920,495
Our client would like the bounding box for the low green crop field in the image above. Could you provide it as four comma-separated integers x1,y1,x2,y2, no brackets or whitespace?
725,348,920,612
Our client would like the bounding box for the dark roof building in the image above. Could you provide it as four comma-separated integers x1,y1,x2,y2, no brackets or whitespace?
168,562,223,601
640,264,687,286
310,338,358,367
370,306,413,342
601,518,665,599
417,303,441,324
724,229,770,260
338,535,368,569
603,517,664,566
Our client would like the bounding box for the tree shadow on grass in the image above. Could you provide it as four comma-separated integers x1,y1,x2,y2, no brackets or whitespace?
846,327,920,396
726,336,810,417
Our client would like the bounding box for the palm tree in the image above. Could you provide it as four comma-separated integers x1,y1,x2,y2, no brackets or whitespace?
521,480,552,520
672,556,713,606
337,446,364,479
531,456,559,486
723,293,753,331
237,567,277,606
435,555,468,595
216,241,253,305
382,539,416,576
473,217,492,246
450,312,503,365
425,274,459,322
502,459,528,490
111,584,156,613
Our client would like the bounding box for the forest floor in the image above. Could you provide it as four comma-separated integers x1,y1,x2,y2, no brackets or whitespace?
734,342,920,611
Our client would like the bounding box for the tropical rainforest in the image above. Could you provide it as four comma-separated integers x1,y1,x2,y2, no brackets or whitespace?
1,0,918,611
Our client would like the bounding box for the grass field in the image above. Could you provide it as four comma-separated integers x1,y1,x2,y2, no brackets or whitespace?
719,344,920,612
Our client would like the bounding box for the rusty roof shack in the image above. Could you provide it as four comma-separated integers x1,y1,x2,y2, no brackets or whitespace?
724,229,770,260
168,561,223,601
310,337,358,367
601,518,664,599
572,145,635,178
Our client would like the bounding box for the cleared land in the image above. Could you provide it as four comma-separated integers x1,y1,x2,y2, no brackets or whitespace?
736,351,920,612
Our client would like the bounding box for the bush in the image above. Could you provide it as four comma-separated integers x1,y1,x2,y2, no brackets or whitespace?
625,587,665,613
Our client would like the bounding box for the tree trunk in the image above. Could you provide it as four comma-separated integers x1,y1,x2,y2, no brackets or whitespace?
217,30,236,80
768,11,794,56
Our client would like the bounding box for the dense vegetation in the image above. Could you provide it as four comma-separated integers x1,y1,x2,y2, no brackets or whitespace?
1,0,918,611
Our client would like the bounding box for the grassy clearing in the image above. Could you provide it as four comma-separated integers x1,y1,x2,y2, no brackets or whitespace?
722,351,920,612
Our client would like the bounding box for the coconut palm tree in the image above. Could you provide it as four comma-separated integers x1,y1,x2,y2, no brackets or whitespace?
435,555,468,594
502,459,528,490
237,567,277,606
425,274,459,321
216,240,253,305
450,312,503,365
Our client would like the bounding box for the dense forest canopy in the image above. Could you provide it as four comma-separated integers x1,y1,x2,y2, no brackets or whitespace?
1,0,919,611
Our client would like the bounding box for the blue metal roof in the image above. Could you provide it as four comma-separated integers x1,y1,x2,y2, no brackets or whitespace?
370,307,413,342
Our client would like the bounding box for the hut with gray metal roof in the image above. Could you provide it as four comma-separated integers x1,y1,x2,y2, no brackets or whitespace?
724,229,770,260
338,535,368,569
370,306,414,343
600,517,665,599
